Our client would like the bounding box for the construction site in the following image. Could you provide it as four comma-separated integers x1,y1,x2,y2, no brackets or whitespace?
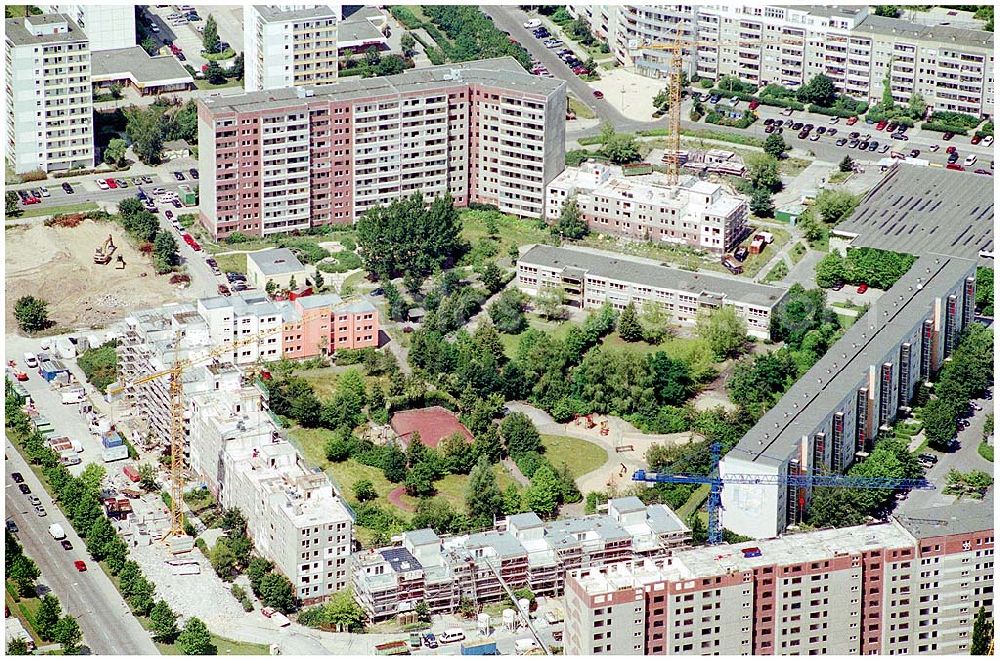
5,218,187,330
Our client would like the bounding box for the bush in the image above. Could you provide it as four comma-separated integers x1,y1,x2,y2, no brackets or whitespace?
808,103,868,118
921,121,968,135
19,169,47,182
389,6,421,28
928,111,981,129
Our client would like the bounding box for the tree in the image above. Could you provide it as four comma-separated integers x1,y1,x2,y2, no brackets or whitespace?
601,132,641,164
124,105,168,165
259,571,296,614
923,397,958,450
481,262,505,294
205,61,226,85
489,288,527,334
746,154,782,192
466,456,503,526
356,193,461,278
178,617,216,655
617,302,643,342
229,52,245,80
749,186,775,217
523,465,561,516
6,191,20,217
414,599,431,622
814,252,846,288
247,558,274,596
104,137,127,166
502,483,523,515
814,189,859,225
312,268,325,292
653,87,670,112
763,133,788,159
552,198,588,240
13,295,50,333
6,638,28,655
874,5,901,17
908,92,926,120
500,412,541,457
404,462,437,497
353,479,377,502
383,443,407,483
696,306,747,360
365,45,381,67
971,605,993,655
53,616,82,654
797,73,837,107
639,300,671,344
202,15,220,54
138,463,158,492
211,538,238,579
221,508,247,534
839,155,855,172
150,600,179,643
535,284,565,321
36,593,62,640
400,32,416,57
648,352,692,404
9,554,40,597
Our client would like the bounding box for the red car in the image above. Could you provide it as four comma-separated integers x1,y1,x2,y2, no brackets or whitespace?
74,560,87,572
592,90,604,99
946,163,966,171
846,116,859,125
946,145,957,154
106,178,117,189
971,134,982,145
748,100,760,110
875,120,887,130
856,283,869,294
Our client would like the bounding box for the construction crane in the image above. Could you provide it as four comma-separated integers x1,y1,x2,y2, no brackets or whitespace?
107,327,282,538
633,442,935,544
635,34,806,185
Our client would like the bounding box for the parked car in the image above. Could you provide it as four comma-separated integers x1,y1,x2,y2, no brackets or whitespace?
189,168,199,180
828,116,839,124
523,18,541,29
836,138,848,146
943,131,955,141
748,100,760,110
35,505,46,517
971,134,982,145
974,168,993,176
875,120,887,130
6,520,17,534
983,135,994,147
846,116,858,125
964,154,978,167
218,284,231,296
948,152,960,164
827,128,837,136
115,178,128,188
831,281,844,291
423,633,438,649
61,539,73,550
892,133,909,141
105,178,117,189
734,246,749,262
11,472,24,483
928,144,940,152
19,484,30,495
946,145,958,154
173,171,185,181
816,126,826,134
74,560,87,572
909,149,921,158
781,107,794,116
593,90,604,99
946,163,966,171
809,133,821,142
791,122,803,130
856,283,869,294
38,187,50,197
62,182,74,194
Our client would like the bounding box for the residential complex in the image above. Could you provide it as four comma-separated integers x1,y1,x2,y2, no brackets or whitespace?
353,497,690,621
5,14,94,174
197,57,566,239
188,384,354,605
546,162,748,253
517,245,787,338
245,5,340,92
39,4,135,51
720,253,977,539
564,505,994,655
571,4,994,117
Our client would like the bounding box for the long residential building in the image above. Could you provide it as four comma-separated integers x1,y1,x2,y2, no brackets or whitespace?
720,253,978,539
546,162,749,254
5,14,94,174
565,505,994,655
197,57,566,239
353,497,690,621
188,385,354,605
517,245,788,338
571,5,994,117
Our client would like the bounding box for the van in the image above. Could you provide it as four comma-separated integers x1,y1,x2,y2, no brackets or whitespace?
23,352,38,368
62,390,86,405
48,523,66,540
439,629,466,644
523,18,542,29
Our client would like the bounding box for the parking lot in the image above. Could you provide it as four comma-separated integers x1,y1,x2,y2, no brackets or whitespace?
139,4,242,75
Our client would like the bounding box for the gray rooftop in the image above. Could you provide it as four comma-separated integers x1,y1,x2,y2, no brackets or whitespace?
404,528,440,546
834,164,994,265
520,244,789,308
338,9,387,46
854,13,994,48
247,248,305,277
253,5,337,23
201,58,565,116
91,46,194,85
5,13,85,47
895,493,995,539
726,253,976,468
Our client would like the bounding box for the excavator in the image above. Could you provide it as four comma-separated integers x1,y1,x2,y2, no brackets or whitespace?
94,235,116,265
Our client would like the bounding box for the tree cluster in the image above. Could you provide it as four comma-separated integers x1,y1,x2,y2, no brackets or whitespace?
117,198,180,272
356,193,463,279
33,592,82,654
13,295,51,333
210,508,254,581
422,6,532,70
298,589,367,632
814,247,915,290
124,99,199,166
922,324,993,450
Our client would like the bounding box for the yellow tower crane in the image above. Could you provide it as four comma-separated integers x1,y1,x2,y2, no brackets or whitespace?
637,34,806,185
107,327,282,538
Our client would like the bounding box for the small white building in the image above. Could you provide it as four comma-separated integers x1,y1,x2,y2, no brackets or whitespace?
246,248,308,291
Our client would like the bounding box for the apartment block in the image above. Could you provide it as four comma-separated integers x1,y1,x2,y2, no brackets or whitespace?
546,162,748,253
197,58,566,239
5,14,94,174
196,294,285,366
245,5,340,92
565,507,993,655
720,254,977,539
353,497,690,621
188,385,354,605
280,294,379,359
517,245,788,338
579,5,993,117
39,4,135,51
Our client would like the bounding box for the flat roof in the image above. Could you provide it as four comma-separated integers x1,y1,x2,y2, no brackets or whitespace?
253,5,337,23
338,10,387,46
91,46,193,86
834,164,994,264
896,493,995,539
726,253,975,468
5,13,84,47
519,244,789,309
200,57,565,116
854,13,993,48
247,248,306,276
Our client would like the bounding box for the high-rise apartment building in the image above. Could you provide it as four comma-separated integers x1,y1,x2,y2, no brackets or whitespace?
244,5,340,92
39,4,135,51
573,5,994,117
565,507,993,655
197,58,566,239
5,14,94,174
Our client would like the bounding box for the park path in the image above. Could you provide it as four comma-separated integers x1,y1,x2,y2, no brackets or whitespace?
387,486,416,512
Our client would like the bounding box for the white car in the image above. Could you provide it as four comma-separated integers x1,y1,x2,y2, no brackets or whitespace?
149,23,160,33
39,187,50,197
828,116,840,124
523,18,541,29
964,154,978,167
781,107,794,116
96,178,110,190
983,135,994,147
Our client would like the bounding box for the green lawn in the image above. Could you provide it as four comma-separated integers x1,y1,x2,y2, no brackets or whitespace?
19,201,99,219
789,242,807,265
835,313,858,328
156,633,269,655
397,465,516,513
739,226,791,279
195,78,242,91
499,316,581,358
213,253,247,275
602,332,667,355
677,483,710,519
460,209,550,262
540,435,607,478
295,368,340,400
5,584,43,646
978,441,994,463
568,97,596,120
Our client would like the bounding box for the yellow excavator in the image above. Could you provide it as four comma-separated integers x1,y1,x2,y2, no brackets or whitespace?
94,234,116,265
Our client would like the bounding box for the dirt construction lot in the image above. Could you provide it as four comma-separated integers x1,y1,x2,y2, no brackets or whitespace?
5,220,186,331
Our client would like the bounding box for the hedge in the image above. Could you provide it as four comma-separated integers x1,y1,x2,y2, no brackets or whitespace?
922,121,969,135
705,111,756,129
758,95,805,111
976,122,994,138
389,6,422,29
709,88,757,103
928,111,981,129
865,106,917,126
808,102,868,118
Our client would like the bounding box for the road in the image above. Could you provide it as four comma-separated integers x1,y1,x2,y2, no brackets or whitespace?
5,440,160,655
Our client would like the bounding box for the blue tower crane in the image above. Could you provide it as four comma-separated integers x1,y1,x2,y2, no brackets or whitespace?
633,442,935,544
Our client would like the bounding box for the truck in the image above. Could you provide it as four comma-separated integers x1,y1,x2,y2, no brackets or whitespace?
54,338,76,360
61,389,86,405
48,524,66,540
460,639,499,655
373,641,411,656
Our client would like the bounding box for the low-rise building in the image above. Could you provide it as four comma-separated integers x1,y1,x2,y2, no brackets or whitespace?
90,46,194,96
546,163,748,254
517,245,788,338
565,505,994,655
246,248,310,291
279,293,379,358
353,497,689,621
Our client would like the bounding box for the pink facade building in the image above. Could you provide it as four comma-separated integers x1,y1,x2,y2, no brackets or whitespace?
279,294,379,359
197,58,566,239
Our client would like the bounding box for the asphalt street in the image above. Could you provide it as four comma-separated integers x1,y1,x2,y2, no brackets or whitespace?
5,441,159,655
